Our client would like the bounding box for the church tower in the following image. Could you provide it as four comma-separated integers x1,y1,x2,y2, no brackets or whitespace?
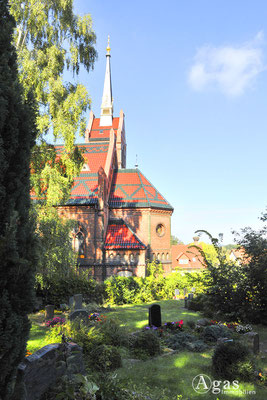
100,36,113,127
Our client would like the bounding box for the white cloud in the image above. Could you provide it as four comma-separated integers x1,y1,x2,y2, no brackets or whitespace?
188,32,265,96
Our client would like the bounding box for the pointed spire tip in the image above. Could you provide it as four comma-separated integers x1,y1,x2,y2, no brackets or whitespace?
106,35,111,55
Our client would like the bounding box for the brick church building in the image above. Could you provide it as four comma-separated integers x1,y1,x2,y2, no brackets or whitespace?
57,40,174,280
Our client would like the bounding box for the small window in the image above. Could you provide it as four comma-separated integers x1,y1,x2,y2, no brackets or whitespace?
166,253,169,260
179,259,189,264
157,253,160,260
116,252,120,260
162,253,165,261
130,253,134,262
192,257,196,262
109,253,114,260
156,223,165,237
99,129,103,134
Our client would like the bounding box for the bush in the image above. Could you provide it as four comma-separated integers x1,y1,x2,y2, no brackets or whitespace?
165,332,207,352
131,331,161,357
89,344,122,372
203,325,231,342
212,341,254,381
35,272,105,306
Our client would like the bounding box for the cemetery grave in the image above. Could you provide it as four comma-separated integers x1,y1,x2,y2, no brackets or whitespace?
25,298,267,400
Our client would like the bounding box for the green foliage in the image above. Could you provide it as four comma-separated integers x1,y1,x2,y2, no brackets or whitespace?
90,344,122,372
203,325,231,342
33,205,77,277
212,341,254,381
196,225,267,324
131,331,161,358
167,333,207,353
171,235,183,245
104,268,206,305
9,0,97,205
0,1,37,397
36,271,105,306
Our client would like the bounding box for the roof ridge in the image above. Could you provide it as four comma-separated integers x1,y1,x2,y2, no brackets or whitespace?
136,168,151,207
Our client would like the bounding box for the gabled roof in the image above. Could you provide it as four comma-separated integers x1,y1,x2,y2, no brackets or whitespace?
55,143,110,205
104,219,146,249
172,244,205,269
109,169,173,210
89,117,120,139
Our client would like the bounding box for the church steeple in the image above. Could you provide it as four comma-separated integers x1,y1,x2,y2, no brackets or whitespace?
100,36,113,126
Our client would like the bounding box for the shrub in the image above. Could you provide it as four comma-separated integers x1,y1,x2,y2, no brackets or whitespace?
203,325,231,342
212,341,254,381
131,331,161,357
89,344,122,372
165,332,207,352
35,272,105,306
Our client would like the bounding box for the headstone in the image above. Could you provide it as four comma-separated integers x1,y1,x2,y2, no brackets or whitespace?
244,332,259,354
184,297,188,308
74,294,83,310
197,318,209,326
60,303,68,311
183,288,187,296
191,287,196,292
69,309,89,323
188,293,194,300
148,304,162,327
174,289,180,297
45,305,54,321
69,296,74,308
15,343,84,400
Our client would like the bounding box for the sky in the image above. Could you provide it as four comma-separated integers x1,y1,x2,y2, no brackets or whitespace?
70,0,267,244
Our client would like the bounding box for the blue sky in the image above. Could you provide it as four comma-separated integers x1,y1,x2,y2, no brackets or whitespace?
71,0,267,244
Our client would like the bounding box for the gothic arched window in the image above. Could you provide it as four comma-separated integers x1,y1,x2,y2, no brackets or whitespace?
73,227,86,257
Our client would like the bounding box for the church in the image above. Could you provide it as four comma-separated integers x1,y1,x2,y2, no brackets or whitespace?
57,40,174,281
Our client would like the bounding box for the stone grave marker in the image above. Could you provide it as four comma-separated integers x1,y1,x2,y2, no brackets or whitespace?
69,296,74,308
183,288,187,296
69,309,89,323
74,294,83,310
191,287,196,292
174,289,180,298
148,304,162,327
244,331,259,354
45,305,54,321
184,297,188,308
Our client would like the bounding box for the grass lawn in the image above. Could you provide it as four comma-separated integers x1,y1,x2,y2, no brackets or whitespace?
28,300,267,399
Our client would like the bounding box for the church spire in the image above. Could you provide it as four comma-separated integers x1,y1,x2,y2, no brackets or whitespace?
100,36,113,126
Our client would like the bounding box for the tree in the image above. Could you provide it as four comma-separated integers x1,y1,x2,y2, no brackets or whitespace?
234,212,267,323
171,235,183,245
0,1,37,397
9,0,97,205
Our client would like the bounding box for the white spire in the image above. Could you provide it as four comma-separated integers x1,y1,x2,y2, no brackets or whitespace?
100,36,113,126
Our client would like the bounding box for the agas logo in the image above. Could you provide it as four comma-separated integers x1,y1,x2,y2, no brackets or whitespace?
192,374,212,394
192,374,240,395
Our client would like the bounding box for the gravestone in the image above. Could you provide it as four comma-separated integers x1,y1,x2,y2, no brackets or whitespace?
148,304,162,327
184,297,188,308
69,309,88,323
45,305,54,321
174,289,180,297
74,294,83,310
183,288,187,296
16,343,84,400
244,331,259,354
69,296,74,309
191,287,196,292
188,293,194,300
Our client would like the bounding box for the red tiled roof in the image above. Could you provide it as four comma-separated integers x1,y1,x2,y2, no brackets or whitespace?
90,117,120,139
109,169,173,210
105,219,146,249
172,244,205,269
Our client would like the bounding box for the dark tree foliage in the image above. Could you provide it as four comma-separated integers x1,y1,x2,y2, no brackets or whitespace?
0,1,37,398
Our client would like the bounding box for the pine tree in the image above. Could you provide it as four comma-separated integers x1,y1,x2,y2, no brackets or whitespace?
0,1,37,397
